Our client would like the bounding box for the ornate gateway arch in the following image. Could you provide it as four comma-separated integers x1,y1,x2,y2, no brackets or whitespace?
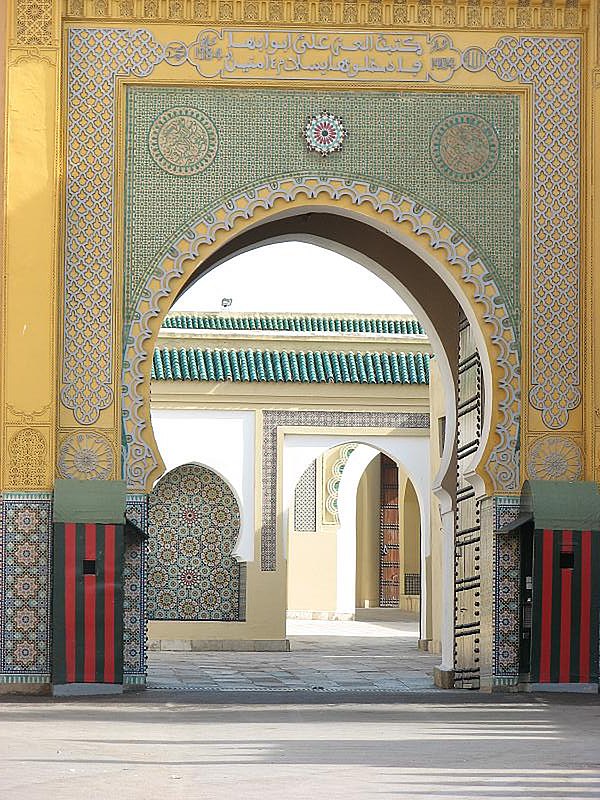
0,1,594,694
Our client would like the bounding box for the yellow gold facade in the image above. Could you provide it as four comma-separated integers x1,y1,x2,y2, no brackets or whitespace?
1,0,597,691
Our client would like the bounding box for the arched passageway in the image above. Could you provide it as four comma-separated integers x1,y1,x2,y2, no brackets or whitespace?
139,200,519,691
287,443,424,626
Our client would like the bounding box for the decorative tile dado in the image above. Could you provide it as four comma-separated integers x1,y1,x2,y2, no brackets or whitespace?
260,410,428,569
487,36,581,429
124,494,147,682
146,465,242,619
124,177,520,499
0,494,52,683
493,495,520,681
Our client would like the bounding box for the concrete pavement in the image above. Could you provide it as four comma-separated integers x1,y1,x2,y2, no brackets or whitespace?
2,619,599,799
1,693,599,799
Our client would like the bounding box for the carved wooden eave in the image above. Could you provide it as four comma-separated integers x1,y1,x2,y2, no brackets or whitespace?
59,0,588,30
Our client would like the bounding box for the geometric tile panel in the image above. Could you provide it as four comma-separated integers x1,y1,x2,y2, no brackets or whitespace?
493,495,521,683
0,494,52,683
293,461,317,532
125,85,520,329
124,494,148,684
146,465,242,621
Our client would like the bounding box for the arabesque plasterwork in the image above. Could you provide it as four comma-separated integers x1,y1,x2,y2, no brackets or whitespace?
486,35,581,429
60,0,586,30
61,26,580,487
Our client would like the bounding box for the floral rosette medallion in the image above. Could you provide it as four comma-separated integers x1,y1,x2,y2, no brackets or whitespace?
303,111,347,156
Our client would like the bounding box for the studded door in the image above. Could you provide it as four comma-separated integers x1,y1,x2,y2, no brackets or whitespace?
454,313,483,689
379,455,400,607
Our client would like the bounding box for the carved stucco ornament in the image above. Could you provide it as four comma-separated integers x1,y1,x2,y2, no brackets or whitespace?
528,435,583,482
58,431,114,480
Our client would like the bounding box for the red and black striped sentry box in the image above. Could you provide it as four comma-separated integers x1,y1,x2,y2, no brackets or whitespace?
530,529,600,684
52,480,126,686
499,480,600,687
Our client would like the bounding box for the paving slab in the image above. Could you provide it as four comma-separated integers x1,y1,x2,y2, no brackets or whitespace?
148,617,441,694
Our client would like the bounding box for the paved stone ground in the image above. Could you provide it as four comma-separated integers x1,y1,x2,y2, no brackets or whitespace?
148,618,441,693
1,693,599,799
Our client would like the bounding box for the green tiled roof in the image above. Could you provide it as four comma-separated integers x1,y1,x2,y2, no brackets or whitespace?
152,348,430,385
162,314,425,336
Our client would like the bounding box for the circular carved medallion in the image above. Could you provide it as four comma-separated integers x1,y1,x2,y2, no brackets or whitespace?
149,107,218,176
528,435,583,482
430,114,499,183
303,111,347,157
58,431,114,480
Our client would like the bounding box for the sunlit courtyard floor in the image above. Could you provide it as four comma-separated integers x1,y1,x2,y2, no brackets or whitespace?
147,617,441,693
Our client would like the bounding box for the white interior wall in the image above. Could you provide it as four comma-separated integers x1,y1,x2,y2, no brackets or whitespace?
150,408,255,562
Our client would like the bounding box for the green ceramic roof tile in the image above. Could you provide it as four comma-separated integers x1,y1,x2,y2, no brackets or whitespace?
152,348,430,385
162,314,426,336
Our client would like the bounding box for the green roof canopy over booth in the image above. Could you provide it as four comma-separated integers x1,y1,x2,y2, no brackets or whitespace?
499,480,600,533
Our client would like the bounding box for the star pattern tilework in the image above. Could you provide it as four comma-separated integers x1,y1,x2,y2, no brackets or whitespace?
146,465,243,621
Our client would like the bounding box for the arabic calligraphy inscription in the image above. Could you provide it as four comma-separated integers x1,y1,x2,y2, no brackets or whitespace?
164,30,461,82
149,107,219,176
430,114,499,183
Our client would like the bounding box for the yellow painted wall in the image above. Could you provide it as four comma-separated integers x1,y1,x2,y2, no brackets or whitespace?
355,455,381,608
402,479,421,576
287,529,338,613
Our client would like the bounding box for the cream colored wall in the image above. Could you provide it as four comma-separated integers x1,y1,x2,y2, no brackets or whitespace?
286,452,338,613
402,479,421,575
287,530,338,612
355,456,381,608
428,358,446,654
